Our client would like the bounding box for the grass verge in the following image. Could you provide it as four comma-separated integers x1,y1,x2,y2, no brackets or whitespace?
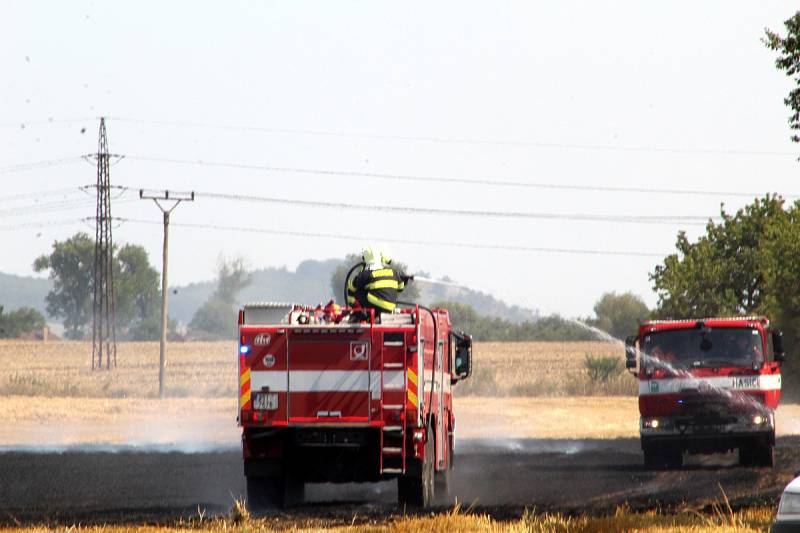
0,505,777,532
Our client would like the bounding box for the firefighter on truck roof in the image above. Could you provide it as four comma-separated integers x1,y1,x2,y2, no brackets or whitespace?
348,246,409,315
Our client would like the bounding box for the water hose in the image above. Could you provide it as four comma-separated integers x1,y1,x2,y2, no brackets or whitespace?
398,299,437,426
343,261,366,308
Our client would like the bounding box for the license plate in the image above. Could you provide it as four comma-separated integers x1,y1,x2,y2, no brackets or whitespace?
253,392,278,410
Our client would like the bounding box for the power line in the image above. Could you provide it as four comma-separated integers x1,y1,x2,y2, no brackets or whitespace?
0,156,84,174
0,187,84,204
190,189,711,225
0,196,137,219
117,217,666,258
124,154,791,198
0,218,85,232
0,117,97,128
110,117,796,158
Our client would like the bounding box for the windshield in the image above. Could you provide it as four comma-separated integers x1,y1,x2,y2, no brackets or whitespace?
641,327,763,368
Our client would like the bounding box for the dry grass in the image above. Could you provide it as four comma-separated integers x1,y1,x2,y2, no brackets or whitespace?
0,340,236,399
0,505,777,532
454,396,639,439
0,340,633,399
462,341,636,397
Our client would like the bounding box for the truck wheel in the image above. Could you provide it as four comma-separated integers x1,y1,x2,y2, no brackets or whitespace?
246,475,283,512
754,443,774,468
246,475,304,510
644,446,681,470
665,447,683,469
739,445,755,467
284,476,305,507
397,429,435,508
434,436,452,498
643,446,669,470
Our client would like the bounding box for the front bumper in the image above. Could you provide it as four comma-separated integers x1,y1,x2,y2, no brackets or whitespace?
639,413,774,452
640,412,774,438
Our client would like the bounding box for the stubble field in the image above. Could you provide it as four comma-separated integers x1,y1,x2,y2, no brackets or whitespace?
0,340,637,444
2,339,800,443
0,340,627,399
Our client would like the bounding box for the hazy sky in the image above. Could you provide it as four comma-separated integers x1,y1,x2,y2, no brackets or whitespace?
2,2,798,317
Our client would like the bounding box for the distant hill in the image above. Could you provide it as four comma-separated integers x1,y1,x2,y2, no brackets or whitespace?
169,258,537,325
169,259,342,324
0,272,51,316
0,258,538,327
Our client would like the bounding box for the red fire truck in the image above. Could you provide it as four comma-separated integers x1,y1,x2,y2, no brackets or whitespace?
625,316,785,469
237,301,472,509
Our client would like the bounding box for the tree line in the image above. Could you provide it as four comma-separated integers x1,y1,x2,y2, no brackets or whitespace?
17,232,250,341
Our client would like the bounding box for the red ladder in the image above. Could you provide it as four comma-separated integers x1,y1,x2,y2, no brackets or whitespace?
379,341,407,475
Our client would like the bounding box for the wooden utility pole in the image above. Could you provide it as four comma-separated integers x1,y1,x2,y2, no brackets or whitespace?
139,189,194,398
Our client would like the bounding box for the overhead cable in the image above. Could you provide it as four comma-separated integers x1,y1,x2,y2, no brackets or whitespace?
117,217,666,258
123,154,790,198
0,156,85,174
0,117,97,128
110,117,796,157
189,189,711,225
0,187,84,204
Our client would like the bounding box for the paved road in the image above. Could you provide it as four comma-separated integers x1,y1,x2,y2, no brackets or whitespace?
2,437,798,524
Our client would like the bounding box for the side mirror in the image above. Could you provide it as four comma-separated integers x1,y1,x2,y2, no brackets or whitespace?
773,330,785,363
452,333,472,382
625,335,638,369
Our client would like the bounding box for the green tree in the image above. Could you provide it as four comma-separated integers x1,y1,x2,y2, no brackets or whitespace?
33,232,94,339
0,305,46,338
764,12,800,145
650,196,785,318
189,258,251,338
762,203,800,350
590,292,650,339
329,252,420,304
34,233,163,340
116,244,161,338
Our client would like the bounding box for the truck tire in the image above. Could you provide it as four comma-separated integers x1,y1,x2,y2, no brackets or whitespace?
246,475,283,511
739,445,755,467
284,476,305,506
643,445,682,470
246,475,304,511
434,435,452,497
397,429,435,508
754,443,774,468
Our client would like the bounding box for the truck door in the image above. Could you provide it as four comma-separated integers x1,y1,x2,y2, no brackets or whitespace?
287,333,372,423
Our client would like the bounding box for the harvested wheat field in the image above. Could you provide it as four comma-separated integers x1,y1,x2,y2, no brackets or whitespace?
0,340,630,399
1,340,800,445
0,340,237,399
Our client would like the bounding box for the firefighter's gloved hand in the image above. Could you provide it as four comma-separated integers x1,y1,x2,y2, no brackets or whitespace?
403,275,414,283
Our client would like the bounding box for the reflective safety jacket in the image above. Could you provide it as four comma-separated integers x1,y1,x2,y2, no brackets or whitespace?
348,267,406,313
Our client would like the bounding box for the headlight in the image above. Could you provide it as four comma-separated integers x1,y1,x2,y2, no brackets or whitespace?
643,418,661,429
752,414,765,425
779,492,800,516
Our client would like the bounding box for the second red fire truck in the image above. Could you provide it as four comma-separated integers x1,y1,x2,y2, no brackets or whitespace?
237,300,472,509
625,316,786,469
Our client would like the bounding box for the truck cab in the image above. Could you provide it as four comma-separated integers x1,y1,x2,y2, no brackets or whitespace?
625,316,785,469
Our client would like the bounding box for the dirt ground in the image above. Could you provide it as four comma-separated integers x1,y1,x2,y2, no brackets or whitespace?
1,437,796,525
